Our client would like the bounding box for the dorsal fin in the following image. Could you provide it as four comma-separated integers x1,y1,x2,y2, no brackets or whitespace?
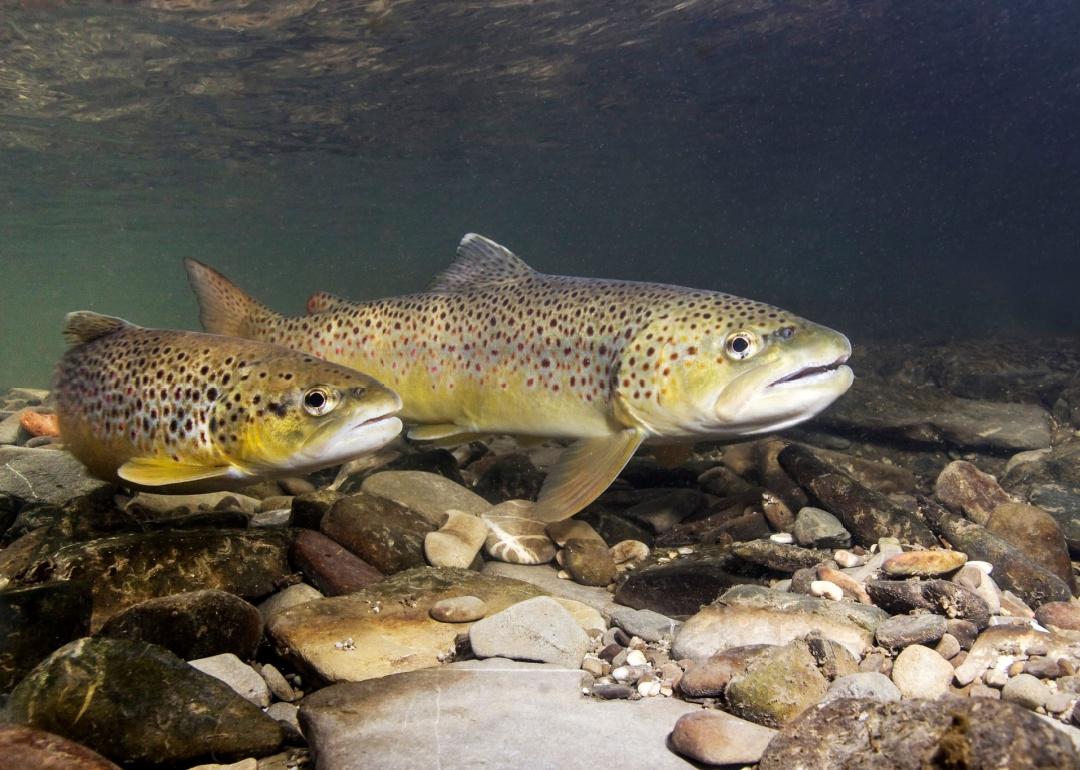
428,234,535,292
63,311,130,345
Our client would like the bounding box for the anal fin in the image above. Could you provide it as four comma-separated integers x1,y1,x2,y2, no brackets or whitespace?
118,457,235,487
532,430,645,522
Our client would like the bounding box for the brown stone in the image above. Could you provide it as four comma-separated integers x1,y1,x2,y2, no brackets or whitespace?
934,460,1013,526
669,710,777,766
290,530,384,595
882,549,967,577
679,645,772,697
986,502,1075,590
0,724,122,770
1034,601,1080,631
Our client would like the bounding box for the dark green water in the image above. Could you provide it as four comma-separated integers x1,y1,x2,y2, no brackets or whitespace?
2,1,1079,389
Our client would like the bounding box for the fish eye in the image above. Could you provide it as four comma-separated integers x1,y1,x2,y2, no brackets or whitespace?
725,330,759,360
303,387,338,416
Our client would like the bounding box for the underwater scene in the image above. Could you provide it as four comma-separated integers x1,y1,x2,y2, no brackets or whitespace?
1,2,1079,768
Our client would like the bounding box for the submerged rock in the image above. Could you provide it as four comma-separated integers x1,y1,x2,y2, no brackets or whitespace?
758,697,1079,770
561,538,616,586
0,724,122,770
424,509,487,569
985,502,1074,590
934,460,1013,525
289,529,385,595
0,581,92,693
361,470,490,525
300,659,699,769
95,589,263,660
792,506,851,549
321,492,434,574
0,447,115,506
865,579,990,627
3,638,282,766
468,596,589,668
482,500,556,565
469,452,545,503
669,710,777,767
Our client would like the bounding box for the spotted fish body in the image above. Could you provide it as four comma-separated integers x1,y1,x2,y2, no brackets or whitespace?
55,311,403,490
187,235,853,518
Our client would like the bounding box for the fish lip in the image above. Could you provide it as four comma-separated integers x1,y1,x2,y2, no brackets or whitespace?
350,412,399,431
767,353,851,388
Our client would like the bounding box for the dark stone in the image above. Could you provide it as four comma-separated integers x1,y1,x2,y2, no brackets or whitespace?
290,489,344,530
381,449,465,486
721,440,808,513
865,579,990,628
562,538,616,586
1025,483,1080,556
24,528,293,631
0,527,69,583
758,697,1080,770
590,682,636,699
779,445,937,548
916,496,1073,608
622,489,705,533
0,493,18,538
945,619,979,650
576,508,654,547
95,590,263,660
934,460,1012,526
613,545,766,618
0,724,122,770
0,447,116,507
729,539,832,573
290,529,385,595
0,581,92,693
321,492,434,574
874,614,948,650
618,458,699,489
3,637,283,766
469,453,544,504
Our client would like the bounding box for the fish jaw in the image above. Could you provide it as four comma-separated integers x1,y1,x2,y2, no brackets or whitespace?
290,413,404,472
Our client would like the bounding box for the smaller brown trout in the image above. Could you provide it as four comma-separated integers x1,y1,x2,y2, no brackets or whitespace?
54,311,403,490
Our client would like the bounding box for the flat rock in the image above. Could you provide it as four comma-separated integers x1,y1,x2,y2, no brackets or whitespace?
3,637,282,766
95,589,262,660
266,567,543,682
672,585,887,660
1002,672,1051,710
480,561,621,617
822,671,901,702
986,502,1074,589
361,471,490,525
0,581,92,693
28,528,292,631
882,549,967,577
866,579,991,628
891,644,953,699
322,492,433,574
482,500,556,564
815,376,1054,452
669,710,777,766
188,652,270,707
729,539,832,573
758,697,1080,770
469,596,589,668
0,724,122,770
934,460,1013,525
424,509,487,569
0,447,115,506
723,638,833,727
289,529,384,595
300,659,699,769
792,507,851,549
874,613,947,649
610,607,681,642
257,583,323,623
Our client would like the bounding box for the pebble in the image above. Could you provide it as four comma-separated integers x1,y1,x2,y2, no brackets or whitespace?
882,549,967,577
970,683,1001,699
626,649,648,667
967,560,994,575
591,682,635,699
482,500,557,565
265,702,303,741
429,595,488,623
609,539,650,564
610,607,681,643
792,507,851,548
562,538,617,586
581,655,606,677
260,663,297,702
469,596,589,668
875,614,948,650
669,709,779,767
810,580,843,601
423,509,488,569
257,583,323,623
935,633,962,660
1046,692,1075,714
637,679,661,697
1001,673,1051,710
983,668,1009,687
188,653,271,708
1025,656,1063,679
822,672,902,702
891,645,954,699
769,532,794,544
834,549,864,568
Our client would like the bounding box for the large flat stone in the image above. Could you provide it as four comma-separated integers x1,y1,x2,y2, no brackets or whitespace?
300,659,699,770
0,447,115,506
481,561,622,618
360,471,490,525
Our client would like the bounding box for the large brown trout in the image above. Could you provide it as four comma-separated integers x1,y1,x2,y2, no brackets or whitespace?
186,234,852,518
54,311,402,490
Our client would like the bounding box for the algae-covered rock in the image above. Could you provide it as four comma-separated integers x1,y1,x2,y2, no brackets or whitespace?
321,491,433,574
3,637,282,766
0,581,92,693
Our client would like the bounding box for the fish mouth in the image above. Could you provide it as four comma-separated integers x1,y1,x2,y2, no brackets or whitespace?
768,354,851,388
351,413,398,431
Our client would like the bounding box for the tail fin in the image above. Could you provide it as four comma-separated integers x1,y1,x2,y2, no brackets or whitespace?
184,258,281,339
306,291,351,315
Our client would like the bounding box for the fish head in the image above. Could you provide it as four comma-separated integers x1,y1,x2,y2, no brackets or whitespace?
214,355,403,475
622,311,853,439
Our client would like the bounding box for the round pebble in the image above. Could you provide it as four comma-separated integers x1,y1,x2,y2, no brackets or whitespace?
809,580,843,601
429,595,488,623
891,645,953,699
1001,673,1050,710
769,532,794,544
610,540,650,564
626,649,648,667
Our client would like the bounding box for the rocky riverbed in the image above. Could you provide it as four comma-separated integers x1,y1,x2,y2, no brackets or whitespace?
1,338,1080,769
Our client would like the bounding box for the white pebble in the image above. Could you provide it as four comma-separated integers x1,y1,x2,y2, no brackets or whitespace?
637,679,661,697
810,580,844,601
557,569,571,580
833,549,864,568
770,532,794,544
967,560,994,575
626,649,648,667
612,666,633,682
676,546,694,555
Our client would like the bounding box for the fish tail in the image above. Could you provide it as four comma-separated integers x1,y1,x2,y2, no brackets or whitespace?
184,259,282,339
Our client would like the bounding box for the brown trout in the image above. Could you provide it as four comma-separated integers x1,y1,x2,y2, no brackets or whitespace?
54,311,403,490
186,234,853,518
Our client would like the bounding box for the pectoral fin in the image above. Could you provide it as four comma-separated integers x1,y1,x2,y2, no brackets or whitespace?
407,424,486,446
532,430,645,522
118,457,235,487
652,444,693,469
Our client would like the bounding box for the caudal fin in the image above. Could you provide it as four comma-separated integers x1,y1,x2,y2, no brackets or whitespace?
184,259,280,339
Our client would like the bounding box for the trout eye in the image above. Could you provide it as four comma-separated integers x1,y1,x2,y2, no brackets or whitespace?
725,330,759,361
303,387,338,416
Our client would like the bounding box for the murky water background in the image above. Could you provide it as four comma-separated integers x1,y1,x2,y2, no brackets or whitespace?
2,1,1079,389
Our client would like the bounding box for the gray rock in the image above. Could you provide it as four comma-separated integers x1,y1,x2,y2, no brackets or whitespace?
673,585,887,660
0,446,115,506
1002,673,1051,710
669,710,777,766
260,663,297,702
822,672,901,702
361,470,490,525
265,702,303,741
758,697,1080,770
3,638,282,766
257,583,323,623
300,659,699,769
866,579,990,628
480,561,621,617
610,607,681,642
95,589,263,660
0,411,27,446
792,507,851,549
469,596,589,668
729,539,832,573
188,653,271,707
0,581,92,693
890,644,953,699
874,613,948,650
